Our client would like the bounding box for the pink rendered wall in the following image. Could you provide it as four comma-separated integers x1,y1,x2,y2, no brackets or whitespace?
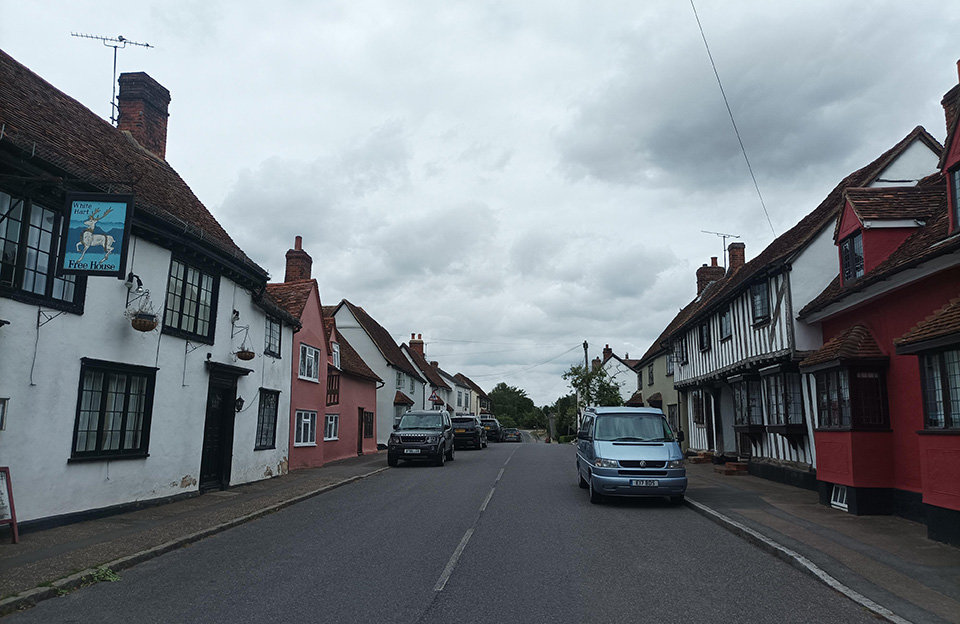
818,269,960,501
323,374,379,463
862,228,915,274
288,284,328,471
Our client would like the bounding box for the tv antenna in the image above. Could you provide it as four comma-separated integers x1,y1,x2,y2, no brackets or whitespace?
71,33,153,124
701,230,740,269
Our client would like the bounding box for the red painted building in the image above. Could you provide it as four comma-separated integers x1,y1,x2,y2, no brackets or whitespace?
267,238,381,469
797,66,960,546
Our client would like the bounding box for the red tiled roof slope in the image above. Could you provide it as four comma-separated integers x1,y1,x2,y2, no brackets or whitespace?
337,333,382,382
265,279,316,319
394,391,414,405
403,344,450,389
895,296,960,348
0,50,262,274
844,186,944,221
339,300,423,382
800,324,886,368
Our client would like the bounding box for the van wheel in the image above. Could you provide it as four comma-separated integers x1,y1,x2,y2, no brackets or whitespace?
588,476,603,504
578,465,588,489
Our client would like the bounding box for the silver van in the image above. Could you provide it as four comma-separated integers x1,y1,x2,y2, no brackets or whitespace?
576,406,687,504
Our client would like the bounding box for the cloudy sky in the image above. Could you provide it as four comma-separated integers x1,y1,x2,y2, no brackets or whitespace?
3,1,959,405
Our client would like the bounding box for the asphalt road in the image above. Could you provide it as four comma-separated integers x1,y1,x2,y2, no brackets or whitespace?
7,442,880,623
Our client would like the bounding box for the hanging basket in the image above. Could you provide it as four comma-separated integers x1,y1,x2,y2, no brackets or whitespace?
131,312,159,332
236,349,256,361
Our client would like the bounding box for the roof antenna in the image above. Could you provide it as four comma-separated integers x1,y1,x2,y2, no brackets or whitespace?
71,33,153,125
701,230,740,269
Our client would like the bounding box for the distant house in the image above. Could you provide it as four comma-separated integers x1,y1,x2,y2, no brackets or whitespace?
455,372,493,417
0,51,298,525
795,74,960,546
402,334,451,410
332,300,425,445
598,344,642,404
664,126,941,487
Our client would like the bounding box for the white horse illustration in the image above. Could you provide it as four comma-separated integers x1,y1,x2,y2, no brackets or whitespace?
76,207,115,263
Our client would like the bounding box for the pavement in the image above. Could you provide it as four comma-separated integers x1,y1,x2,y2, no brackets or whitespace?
1,446,959,623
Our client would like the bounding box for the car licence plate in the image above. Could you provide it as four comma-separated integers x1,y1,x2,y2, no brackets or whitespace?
630,479,659,487
455,429,466,433
404,448,421,454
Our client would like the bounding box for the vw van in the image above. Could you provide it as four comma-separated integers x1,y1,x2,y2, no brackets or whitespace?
576,406,686,504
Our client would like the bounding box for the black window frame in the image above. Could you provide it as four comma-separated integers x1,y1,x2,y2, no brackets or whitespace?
673,336,688,366
691,388,706,426
733,379,763,426
762,372,805,426
162,257,220,344
750,281,770,325
815,365,888,430
720,307,732,340
0,190,86,313
950,167,960,234
647,364,654,386
255,389,280,450
71,358,157,461
698,321,711,351
840,231,865,285
920,348,960,430
264,316,282,358
326,372,340,406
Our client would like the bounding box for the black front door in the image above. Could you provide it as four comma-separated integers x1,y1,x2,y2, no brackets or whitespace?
200,377,236,491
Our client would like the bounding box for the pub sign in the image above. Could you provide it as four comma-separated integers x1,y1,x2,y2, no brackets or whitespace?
57,193,134,278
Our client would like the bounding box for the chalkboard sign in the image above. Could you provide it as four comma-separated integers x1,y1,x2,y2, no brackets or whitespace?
0,467,18,544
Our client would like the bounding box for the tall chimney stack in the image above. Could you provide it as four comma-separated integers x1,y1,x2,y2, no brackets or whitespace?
602,344,613,361
728,242,746,273
411,333,424,356
941,60,960,138
284,236,313,282
117,72,170,159
696,257,725,294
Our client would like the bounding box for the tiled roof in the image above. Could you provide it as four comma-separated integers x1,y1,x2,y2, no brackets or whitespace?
670,126,942,339
638,295,703,363
625,390,645,407
265,279,316,319
403,345,450,389
843,186,944,222
895,296,960,348
338,300,424,382
454,373,489,400
799,324,886,368
394,391,415,406
798,181,960,318
337,333,381,383
0,50,264,277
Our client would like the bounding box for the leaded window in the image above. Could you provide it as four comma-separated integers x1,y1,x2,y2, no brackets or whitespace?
751,281,770,323
255,390,279,449
264,316,281,358
698,322,711,351
733,380,763,426
72,359,156,459
815,366,887,429
764,373,804,426
921,349,960,429
720,307,732,340
840,232,864,284
1,191,82,309
163,258,218,342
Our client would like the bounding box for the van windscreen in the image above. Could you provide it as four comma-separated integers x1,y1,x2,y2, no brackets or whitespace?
594,414,674,442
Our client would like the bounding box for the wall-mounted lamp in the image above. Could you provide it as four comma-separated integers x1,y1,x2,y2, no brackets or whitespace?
124,272,144,293
232,309,240,324
235,396,245,412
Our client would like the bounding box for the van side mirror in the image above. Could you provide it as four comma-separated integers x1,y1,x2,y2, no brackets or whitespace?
676,429,685,443
393,424,398,430
577,430,590,440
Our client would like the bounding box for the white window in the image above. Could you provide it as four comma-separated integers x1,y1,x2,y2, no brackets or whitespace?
457,391,463,407
465,393,470,410
409,376,415,393
299,343,320,382
324,413,340,440
331,342,341,369
396,371,403,389
294,410,317,446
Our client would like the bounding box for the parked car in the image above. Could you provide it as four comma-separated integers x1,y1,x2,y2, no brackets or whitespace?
387,410,455,467
481,417,503,442
452,416,487,449
576,406,686,504
502,427,522,442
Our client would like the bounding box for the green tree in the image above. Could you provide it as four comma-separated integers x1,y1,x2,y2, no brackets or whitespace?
488,382,540,428
562,364,623,410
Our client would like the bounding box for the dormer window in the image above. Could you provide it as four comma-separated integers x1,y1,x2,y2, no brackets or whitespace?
840,231,864,284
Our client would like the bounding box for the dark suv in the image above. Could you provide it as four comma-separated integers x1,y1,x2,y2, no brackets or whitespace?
481,417,503,442
452,416,487,450
388,410,455,467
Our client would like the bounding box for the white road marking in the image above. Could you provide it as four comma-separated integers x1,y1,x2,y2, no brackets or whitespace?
434,528,474,592
480,487,495,512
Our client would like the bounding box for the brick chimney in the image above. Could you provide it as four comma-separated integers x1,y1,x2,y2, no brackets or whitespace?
696,257,725,294
592,356,601,371
284,236,313,282
410,333,424,356
728,242,746,273
602,344,613,361
942,60,960,136
117,72,171,159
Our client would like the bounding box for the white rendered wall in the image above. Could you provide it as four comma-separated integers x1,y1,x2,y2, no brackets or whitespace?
0,236,292,522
